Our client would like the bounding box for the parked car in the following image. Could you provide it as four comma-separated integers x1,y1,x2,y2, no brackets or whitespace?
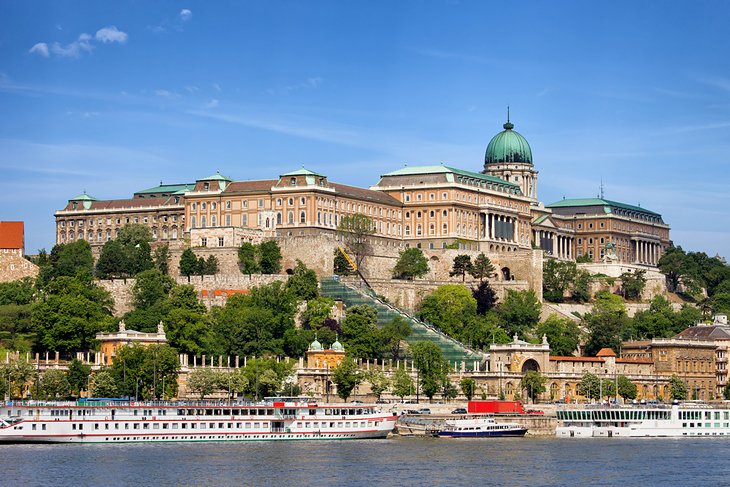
417,408,432,415
451,408,467,414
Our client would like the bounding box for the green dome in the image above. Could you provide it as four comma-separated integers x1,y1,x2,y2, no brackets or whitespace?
484,120,533,165
331,338,344,352
309,338,323,351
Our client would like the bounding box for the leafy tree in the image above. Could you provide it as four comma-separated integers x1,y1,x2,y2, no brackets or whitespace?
333,248,355,276
118,224,154,275
617,375,637,400
238,357,294,399
418,285,476,337
0,277,35,305
238,242,260,276
341,305,382,359
380,316,411,360
571,269,592,303
67,358,91,397
301,297,335,330
442,380,458,401
366,370,390,400
631,295,675,339
392,367,414,400
472,280,498,315
286,260,319,301
218,369,249,399
521,370,547,403
669,374,688,400
620,269,647,300
109,344,179,400
392,248,429,280
543,259,578,303
259,240,282,274
337,213,375,268
410,341,447,402
204,255,219,275
658,246,693,292
332,357,362,401
577,372,601,400
133,269,175,310
186,368,219,399
39,369,71,399
460,377,476,401
164,308,212,356
724,382,730,400
91,370,119,398
179,248,198,281
471,253,495,282
583,291,630,356
42,240,95,284
0,303,33,351
2,359,37,398
33,276,115,353
95,240,129,279
153,244,170,275
498,289,541,337
576,254,593,264
711,293,730,315
450,255,473,282
536,315,580,356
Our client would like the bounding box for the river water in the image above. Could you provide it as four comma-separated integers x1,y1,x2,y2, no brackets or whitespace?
1,437,724,486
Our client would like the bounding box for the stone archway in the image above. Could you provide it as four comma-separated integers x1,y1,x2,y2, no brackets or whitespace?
501,267,511,280
521,358,540,373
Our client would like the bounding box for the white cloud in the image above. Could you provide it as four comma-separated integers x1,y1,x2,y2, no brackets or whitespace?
29,43,50,57
206,99,219,109
212,83,221,92
180,9,192,21
95,26,128,44
155,89,173,97
50,33,94,58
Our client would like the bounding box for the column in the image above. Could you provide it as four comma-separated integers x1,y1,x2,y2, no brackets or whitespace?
513,217,518,243
490,214,495,239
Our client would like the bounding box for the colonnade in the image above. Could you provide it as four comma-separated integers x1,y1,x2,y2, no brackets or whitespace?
481,212,518,243
633,239,662,265
533,229,574,260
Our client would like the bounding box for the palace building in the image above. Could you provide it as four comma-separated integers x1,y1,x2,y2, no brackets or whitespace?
54,117,672,284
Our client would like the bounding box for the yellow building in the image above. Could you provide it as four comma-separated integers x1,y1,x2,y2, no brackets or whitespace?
96,321,168,366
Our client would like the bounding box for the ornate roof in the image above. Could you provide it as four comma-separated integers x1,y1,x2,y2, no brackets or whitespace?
484,119,533,166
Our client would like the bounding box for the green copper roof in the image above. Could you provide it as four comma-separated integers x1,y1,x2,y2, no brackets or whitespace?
199,171,232,182
69,192,97,202
532,214,549,225
485,120,533,165
547,198,662,217
381,164,520,189
280,167,324,177
134,183,195,195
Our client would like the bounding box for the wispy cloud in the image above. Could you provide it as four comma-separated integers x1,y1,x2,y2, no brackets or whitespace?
268,77,324,95
180,9,192,22
409,47,495,65
29,43,49,57
95,26,128,44
698,76,730,92
206,99,219,109
148,9,193,33
30,27,127,59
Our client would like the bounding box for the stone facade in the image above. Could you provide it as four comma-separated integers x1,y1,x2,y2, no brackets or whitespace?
0,221,39,283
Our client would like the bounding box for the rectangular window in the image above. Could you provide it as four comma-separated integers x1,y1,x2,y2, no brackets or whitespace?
218,237,224,247
201,237,207,247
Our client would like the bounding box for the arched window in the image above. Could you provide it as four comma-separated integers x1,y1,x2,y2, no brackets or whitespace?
191,216,196,229
442,223,448,234
277,213,282,225
211,215,217,227
429,224,435,235
300,211,306,223
416,224,422,236
201,215,207,228
172,227,178,239
405,225,411,236
202,202,206,210
288,212,294,224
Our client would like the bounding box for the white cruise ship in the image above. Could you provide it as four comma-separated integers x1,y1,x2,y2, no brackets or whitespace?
556,402,730,438
0,398,397,443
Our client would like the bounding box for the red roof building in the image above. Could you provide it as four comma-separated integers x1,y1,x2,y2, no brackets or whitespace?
0,221,24,250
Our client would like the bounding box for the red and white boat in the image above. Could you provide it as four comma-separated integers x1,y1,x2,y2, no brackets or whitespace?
0,397,397,443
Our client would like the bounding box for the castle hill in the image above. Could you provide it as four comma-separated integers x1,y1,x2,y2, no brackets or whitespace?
2,115,727,414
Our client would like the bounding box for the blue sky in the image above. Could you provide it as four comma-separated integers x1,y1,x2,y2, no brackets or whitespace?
1,1,729,258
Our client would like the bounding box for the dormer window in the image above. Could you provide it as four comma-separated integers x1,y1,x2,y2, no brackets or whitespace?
290,177,297,186
72,202,77,210
204,182,210,190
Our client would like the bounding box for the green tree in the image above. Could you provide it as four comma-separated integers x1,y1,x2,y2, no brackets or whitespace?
50,240,95,280
239,357,294,399
418,285,477,337
543,259,578,303
332,357,362,401
472,280,498,314
471,253,495,282
301,297,335,330
658,246,693,292
133,269,175,310
410,341,447,402
110,344,179,400
0,277,35,305
498,289,541,337
153,244,170,275
392,248,429,280
724,382,730,400
460,377,476,401
259,240,282,274
366,370,390,400
341,305,382,359
91,370,119,398
204,255,219,275
670,374,688,400
521,370,547,403
536,315,580,356
450,254,473,282
179,248,198,281
380,316,411,360
95,240,129,279
218,370,249,399
583,291,630,356
620,269,647,300
571,269,592,303
333,248,355,276
118,224,154,275
3,359,37,398
39,368,71,399
164,308,212,356
617,375,637,400
238,242,260,276
186,368,219,399
0,303,34,352
286,260,319,301
33,276,114,353
337,213,375,268
392,367,414,400
67,358,91,397
577,372,601,400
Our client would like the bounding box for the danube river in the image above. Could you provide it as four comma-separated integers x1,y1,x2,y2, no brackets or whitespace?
1,437,724,486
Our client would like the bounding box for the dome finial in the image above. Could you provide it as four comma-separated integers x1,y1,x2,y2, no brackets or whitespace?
503,106,514,130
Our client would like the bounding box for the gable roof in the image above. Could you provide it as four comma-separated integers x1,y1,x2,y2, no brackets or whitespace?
381,164,521,190
547,197,661,217
0,221,24,249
